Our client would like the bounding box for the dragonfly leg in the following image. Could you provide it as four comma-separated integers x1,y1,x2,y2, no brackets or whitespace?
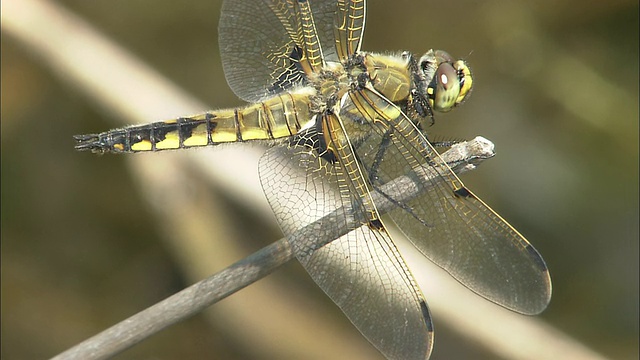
356,127,431,227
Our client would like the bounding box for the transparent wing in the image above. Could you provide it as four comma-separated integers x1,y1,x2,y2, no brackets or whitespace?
333,0,366,60
219,0,326,102
258,118,433,360
344,87,552,314
307,0,367,62
302,0,341,63
218,0,367,101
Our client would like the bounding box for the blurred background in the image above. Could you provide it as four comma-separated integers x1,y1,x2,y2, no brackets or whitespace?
2,0,638,359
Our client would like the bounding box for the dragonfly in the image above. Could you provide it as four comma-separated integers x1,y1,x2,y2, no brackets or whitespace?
74,1,552,359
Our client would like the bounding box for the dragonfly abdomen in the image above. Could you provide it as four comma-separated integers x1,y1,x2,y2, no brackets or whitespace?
74,92,313,153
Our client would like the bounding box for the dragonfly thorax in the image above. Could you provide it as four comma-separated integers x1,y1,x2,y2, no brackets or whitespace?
308,62,351,115
354,51,473,118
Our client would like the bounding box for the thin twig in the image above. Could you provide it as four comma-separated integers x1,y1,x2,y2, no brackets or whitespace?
49,138,492,360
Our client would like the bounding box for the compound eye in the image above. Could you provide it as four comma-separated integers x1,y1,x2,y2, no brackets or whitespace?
427,62,461,112
427,59,473,112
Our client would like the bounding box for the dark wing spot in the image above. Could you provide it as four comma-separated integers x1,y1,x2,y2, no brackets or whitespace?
453,187,472,198
267,45,309,95
368,219,384,230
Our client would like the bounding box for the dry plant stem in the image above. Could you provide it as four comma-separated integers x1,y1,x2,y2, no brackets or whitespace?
49,239,293,360
49,138,493,360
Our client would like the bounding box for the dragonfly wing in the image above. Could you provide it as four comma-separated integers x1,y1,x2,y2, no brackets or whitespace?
333,0,366,60
343,87,552,314
259,124,433,360
219,0,325,102
218,0,367,101
295,0,367,63
304,0,340,63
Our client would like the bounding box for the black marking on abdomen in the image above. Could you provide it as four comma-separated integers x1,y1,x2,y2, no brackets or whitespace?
177,118,193,147
206,113,217,145
262,102,274,138
129,127,151,151
153,122,179,148
234,109,243,142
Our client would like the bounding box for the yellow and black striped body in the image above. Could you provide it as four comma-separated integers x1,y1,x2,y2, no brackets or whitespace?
74,51,472,155
74,90,314,153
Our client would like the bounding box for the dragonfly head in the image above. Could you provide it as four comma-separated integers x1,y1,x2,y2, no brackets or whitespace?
418,50,473,112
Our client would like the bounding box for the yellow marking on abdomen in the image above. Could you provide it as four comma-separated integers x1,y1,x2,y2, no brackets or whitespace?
131,139,152,151
77,91,314,153
155,132,180,150
182,123,209,147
